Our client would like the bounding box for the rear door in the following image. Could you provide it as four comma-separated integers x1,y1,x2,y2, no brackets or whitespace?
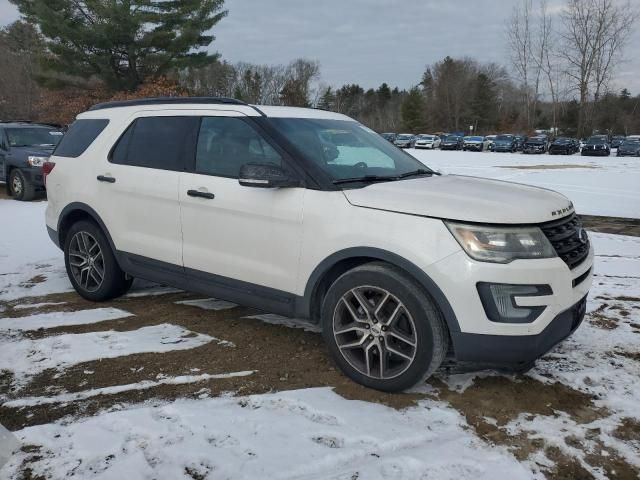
0,129,7,179
97,114,199,267
180,113,305,294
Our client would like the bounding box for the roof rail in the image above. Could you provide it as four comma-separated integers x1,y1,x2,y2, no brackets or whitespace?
87,96,265,115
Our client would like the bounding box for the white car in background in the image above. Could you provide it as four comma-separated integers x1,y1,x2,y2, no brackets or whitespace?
414,134,441,149
463,136,490,152
485,135,497,150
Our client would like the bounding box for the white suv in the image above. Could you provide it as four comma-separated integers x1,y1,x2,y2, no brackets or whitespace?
44,97,593,392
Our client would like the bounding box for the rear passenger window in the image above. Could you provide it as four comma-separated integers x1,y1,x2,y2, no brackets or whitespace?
196,117,283,178
110,116,198,171
54,119,109,158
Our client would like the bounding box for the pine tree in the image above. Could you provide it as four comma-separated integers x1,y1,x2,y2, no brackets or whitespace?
401,87,425,133
317,86,335,110
10,0,227,91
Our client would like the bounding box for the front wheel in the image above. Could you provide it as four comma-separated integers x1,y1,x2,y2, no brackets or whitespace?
9,169,35,201
64,220,133,301
321,262,449,392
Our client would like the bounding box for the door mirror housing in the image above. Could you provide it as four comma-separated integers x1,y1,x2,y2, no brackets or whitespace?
238,163,300,188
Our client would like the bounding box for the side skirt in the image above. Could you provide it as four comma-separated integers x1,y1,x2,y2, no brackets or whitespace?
116,251,302,318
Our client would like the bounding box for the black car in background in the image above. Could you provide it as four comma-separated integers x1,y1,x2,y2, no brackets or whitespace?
0,121,64,200
616,139,640,157
381,132,397,143
549,137,580,155
581,136,611,156
610,135,625,149
514,135,527,151
522,136,548,154
492,134,517,152
440,134,464,150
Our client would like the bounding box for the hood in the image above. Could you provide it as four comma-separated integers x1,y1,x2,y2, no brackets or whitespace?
11,145,56,157
342,174,573,224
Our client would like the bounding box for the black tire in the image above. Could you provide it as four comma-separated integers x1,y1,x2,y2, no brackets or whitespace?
9,169,35,201
64,220,133,301
321,262,449,392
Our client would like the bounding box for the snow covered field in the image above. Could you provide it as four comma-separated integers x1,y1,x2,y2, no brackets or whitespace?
410,149,640,219
0,168,639,479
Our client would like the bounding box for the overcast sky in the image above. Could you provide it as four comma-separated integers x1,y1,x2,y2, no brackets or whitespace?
1,0,638,95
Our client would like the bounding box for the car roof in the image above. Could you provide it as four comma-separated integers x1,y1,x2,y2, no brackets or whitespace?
0,121,61,129
80,97,352,122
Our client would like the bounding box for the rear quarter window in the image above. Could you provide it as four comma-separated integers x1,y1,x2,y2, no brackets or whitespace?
54,119,109,158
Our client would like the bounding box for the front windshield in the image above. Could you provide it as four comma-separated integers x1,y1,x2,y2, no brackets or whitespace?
267,118,432,182
622,140,640,147
554,138,570,143
396,134,413,140
6,127,62,147
445,135,460,141
528,138,545,144
466,136,483,141
495,135,513,141
587,137,606,144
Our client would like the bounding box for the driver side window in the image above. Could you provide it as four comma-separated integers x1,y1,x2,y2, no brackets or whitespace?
196,117,282,178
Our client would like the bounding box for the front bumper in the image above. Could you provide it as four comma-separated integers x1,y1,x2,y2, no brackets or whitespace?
493,145,513,152
450,294,587,368
463,144,483,151
21,167,46,188
415,143,435,149
581,149,609,156
441,144,460,150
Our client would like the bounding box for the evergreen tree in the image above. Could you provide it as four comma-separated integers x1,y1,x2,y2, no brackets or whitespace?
317,86,335,110
401,87,425,132
10,0,227,91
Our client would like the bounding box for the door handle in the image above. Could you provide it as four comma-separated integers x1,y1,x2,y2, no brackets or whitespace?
187,189,215,199
97,175,116,183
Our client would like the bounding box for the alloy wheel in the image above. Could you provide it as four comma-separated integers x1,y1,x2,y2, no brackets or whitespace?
11,175,23,196
333,286,418,379
68,231,105,292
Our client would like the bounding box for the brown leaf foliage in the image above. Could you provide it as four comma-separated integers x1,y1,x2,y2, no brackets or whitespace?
36,78,186,125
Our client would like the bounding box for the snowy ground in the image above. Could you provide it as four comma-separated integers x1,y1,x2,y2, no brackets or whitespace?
0,170,639,479
409,149,640,219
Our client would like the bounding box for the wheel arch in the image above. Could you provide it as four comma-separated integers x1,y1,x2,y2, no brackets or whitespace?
57,202,118,255
299,247,461,336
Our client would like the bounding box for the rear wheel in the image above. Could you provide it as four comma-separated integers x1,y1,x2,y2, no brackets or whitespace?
322,262,448,392
64,220,133,301
9,169,35,201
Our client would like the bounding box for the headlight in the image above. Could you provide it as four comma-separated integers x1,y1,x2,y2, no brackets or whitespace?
445,222,557,263
27,155,49,167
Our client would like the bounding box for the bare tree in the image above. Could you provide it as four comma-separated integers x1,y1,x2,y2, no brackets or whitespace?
560,0,636,137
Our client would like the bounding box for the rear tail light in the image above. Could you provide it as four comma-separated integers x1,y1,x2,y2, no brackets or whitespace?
43,161,56,186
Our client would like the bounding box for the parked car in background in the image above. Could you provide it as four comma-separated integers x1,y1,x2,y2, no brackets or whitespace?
522,136,548,154
381,132,397,143
549,137,580,155
394,133,415,148
492,134,517,152
45,96,593,392
616,139,640,157
485,134,497,150
414,134,441,149
610,135,625,149
462,136,489,152
581,136,610,156
440,134,464,150
0,121,64,200
514,135,527,151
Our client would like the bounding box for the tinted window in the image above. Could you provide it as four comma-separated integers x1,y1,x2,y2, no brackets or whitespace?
6,127,63,147
54,120,108,157
195,117,283,178
111,116,197,171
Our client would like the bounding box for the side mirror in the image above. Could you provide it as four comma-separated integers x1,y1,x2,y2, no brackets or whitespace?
238,163,300,188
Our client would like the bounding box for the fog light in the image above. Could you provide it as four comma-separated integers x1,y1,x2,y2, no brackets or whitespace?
477,283,552,324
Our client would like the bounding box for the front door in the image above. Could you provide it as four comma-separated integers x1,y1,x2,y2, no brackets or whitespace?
180,114,305,295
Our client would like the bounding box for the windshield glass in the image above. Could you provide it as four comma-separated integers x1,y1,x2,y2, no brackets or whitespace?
267,118,432,182
554,138,571,143
587,137,606,144
622,140,640,147
6,127,62,147
495,135,513,141
396,134,413,140
528,138,545,143
466,136,483,141
445,135,460,141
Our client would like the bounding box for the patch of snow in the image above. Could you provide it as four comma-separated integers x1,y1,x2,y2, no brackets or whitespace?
13,302,67,310
243,313,321,333
3,371,255,408
0,423,20,469
0,324,221,388
125,284,183,298
410,150,640,218
1,388,532,480
0,308,133,332
175,298,237,311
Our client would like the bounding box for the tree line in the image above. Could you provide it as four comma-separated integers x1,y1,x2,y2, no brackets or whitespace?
0,0,637,137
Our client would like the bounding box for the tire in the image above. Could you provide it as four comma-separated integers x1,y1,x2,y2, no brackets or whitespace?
64,220,133,301
321,262,449,392
9,169,35,201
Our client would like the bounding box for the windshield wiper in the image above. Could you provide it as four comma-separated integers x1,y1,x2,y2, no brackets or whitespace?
398,168,437,178
333,174,400,185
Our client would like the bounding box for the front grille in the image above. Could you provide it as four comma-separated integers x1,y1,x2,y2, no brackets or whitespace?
540,213,590,270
